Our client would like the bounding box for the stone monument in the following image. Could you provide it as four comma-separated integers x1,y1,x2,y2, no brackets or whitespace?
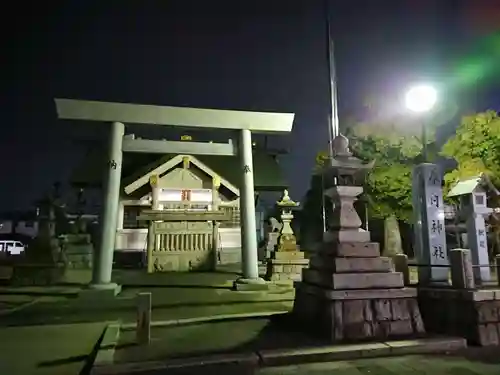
412,163,449,284
293,134,425,342
265,190,309,283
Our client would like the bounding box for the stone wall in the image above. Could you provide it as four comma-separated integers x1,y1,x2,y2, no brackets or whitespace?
218,247,241,265
419,288,500,346
65,234,93,269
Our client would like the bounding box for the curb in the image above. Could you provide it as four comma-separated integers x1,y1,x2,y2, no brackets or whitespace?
120,310,290,330
92,322,122,368
92,353,260,375
0,297,42,316
259,336,467,366
90,336,467,374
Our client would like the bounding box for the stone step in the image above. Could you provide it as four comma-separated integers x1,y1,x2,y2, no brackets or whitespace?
271,251,305,260
297,283,418,300
309,256,393,273
302,268,404,290
318,242,380,257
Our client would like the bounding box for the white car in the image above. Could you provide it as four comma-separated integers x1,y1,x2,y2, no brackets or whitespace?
0,240,25,255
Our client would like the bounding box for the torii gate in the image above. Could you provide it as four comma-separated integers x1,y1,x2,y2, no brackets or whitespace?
54,99,294,294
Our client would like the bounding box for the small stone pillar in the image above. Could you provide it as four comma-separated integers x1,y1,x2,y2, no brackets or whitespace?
265,190,308,284
393,254,410,286
450,249,475,289
496,255,500,287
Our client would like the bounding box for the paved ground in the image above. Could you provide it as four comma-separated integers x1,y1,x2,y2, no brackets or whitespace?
112,351,500,375
2,267,500,375
115,315,348,363
0,322,105,375
0,267,293,327
256,355,500,375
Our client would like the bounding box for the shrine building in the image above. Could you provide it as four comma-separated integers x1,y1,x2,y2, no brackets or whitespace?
70,138,287,271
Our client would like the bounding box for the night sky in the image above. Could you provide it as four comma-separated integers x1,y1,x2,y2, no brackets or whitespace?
2,0,499,212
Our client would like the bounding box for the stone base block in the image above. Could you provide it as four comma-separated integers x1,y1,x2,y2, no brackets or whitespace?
79,283,122,299
298,283,417,300
419,287,500,346
293,286,425,342
266,258,309,283
324,230,371,244
309,256,393,273
272,251,305,260
232,277,270,291
318,242,380,258
302,269,404,290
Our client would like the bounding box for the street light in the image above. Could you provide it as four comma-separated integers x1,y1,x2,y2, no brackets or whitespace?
405,84,437,162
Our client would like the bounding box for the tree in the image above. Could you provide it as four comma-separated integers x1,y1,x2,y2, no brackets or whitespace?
441,111,500,256
441,110,500,192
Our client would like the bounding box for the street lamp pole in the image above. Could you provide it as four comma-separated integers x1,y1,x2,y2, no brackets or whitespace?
404,84,437,163
421,121,428,163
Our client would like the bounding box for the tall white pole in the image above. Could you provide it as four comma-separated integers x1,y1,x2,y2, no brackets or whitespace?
239,129,260,280
322,0,340,234
91,121,124,288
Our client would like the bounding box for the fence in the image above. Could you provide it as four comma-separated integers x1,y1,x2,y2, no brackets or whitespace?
392,252,500,289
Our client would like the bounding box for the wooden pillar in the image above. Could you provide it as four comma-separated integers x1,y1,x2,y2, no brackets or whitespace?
147,175,160,273
212,176,221,269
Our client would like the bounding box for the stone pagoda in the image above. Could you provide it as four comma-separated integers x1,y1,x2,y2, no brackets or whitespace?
293,134,425,341
266,190,309,284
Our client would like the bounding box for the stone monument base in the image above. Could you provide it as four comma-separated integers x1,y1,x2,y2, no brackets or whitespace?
266,251,309,283
419,288,500,346
294,284,424,341
293,241,425,342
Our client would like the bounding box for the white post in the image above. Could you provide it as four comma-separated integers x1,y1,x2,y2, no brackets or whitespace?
238,129,260,281
412,163,449,284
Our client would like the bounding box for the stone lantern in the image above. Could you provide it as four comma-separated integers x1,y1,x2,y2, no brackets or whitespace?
323,134,374,244
265,190,309,284
293,134,425,342
275,189,300,251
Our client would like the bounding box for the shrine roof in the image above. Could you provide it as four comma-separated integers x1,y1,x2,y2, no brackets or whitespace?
448,173,499,197
70,150,287,192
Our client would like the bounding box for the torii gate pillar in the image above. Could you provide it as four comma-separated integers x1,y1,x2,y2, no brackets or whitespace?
90,121,124,291
55,99,294,294
238,129,261,281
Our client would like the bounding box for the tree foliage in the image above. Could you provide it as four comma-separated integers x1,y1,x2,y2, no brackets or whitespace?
440,110,500,192
314,118,436,223
347,122,428,223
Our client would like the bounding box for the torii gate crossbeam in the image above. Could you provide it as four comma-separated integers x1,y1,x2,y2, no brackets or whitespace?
55,98,295,293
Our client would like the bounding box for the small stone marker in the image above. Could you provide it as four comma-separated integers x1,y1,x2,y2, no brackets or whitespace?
392,254,410,286
450,249,475,289
136,292,152,345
